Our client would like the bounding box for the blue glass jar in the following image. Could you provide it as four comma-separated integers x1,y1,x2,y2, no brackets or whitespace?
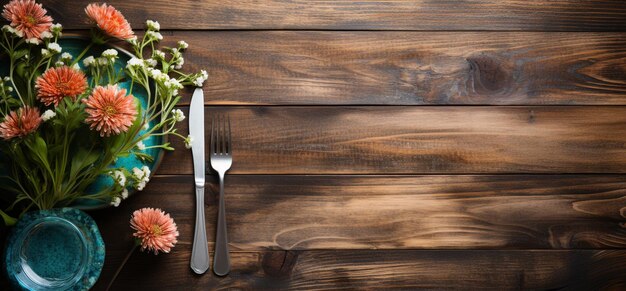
4,208,105,290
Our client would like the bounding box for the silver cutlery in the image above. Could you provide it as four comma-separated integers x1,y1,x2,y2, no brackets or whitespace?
210,114,232,276
189,88,210,274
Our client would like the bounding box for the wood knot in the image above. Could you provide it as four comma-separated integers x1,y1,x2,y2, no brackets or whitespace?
262,251,298,278
466,54,513,95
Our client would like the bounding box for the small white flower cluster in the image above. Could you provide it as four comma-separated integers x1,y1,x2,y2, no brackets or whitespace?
145,58,157,67
102,48,118,59
109,170,130,207
40,31,53,40
126,57,144,69
164,78,183,92
169,48,184,69
47,42,62,53
42,109,56,121
136,140,146,151
0,76,14,95
132,166,151,191
61,52,73,61
50,23,62,37
146,20,160,31
149,68,169,82
194,70,208,87
172,109,185,122
83,56,96,67
184,135,194,149
177,40,188,50
146,30,163,41
153,50,165,60
2,25,23,37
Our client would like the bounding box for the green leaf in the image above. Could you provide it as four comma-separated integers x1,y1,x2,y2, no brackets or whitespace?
0,209,16,226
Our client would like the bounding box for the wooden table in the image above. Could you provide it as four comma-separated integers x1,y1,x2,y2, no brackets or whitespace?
3,1,626,290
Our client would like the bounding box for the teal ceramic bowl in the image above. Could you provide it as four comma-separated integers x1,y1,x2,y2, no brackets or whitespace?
0,37,164,210
4,208,105,291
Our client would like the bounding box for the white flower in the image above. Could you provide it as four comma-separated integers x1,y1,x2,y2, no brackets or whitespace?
61,52,72,60
127,36,138,46
112,170,126,187
98,57,109,66
41,109,56,121
184,135,193,149
121,188,129,199
164,78,183,90
194,76,205,87
126,57,144,68
201,70,208,79
137,181,146,191
54,61,64,67
50,23,62,35
26,38,39,44
83,56,95,67
7,87,13,92
47,42,61,53
177,40,188,50
173,57,184,70
172,109,185,122
110,196,121,207
146,20,160,31
136,141,146,151
145,58,157,67
143,122,150,130
1,25,15,34
40,31,53,39
40,48,50,57
141,165,151,177
153,50,165,60
150,69,168,82
146,31,163,41
3,77,10,82
102,49,118,58
72,63,80,70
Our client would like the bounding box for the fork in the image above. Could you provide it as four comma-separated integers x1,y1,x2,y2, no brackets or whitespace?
210,114,232,276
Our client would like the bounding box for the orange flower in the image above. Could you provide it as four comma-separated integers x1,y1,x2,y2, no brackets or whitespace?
0,106,42,140
35,66,88,107
2,0,53,40
83,85,137,137
85,3,134,40
130,208,179,254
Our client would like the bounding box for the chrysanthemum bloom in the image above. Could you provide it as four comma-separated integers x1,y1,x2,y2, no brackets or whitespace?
0,106,42,140
130,208,179,254
83,85,137,137
2,0,53,40
35,66,88,107
85,3,134,40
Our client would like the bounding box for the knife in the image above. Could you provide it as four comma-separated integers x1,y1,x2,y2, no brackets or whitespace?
189,88,209,274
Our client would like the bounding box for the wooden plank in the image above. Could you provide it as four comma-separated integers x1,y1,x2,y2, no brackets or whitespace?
167,31,626,105
91,175,626,250
41,0,626,31
96,248,626,290
159,106,626,174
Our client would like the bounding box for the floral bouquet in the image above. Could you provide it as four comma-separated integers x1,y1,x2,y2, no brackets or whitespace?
0,0,206,224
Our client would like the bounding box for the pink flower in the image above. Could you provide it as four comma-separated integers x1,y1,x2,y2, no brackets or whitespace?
130,208,179,254
83,85,138,137
2,0,53,40
0,106,42,140
85,3,134,40
35,66,88,107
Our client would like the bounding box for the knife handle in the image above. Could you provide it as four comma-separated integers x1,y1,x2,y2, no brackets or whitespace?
190,185,210,274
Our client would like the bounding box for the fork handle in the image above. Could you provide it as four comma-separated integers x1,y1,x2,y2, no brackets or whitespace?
213,173,230,276
190,185,210,274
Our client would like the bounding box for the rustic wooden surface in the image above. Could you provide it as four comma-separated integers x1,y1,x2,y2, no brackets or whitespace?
1,0,625,290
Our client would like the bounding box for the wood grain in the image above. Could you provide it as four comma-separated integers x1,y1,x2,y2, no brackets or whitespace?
166,31,626,105
95,248,626,290
40,0,626,31
91,175,626,250
160,106,626,174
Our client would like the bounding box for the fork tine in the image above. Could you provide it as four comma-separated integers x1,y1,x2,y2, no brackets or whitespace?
210,115,216,154
221,114,227,155
227,115,231,155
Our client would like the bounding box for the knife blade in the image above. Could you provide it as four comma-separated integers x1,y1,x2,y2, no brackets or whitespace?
189,88,209,274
